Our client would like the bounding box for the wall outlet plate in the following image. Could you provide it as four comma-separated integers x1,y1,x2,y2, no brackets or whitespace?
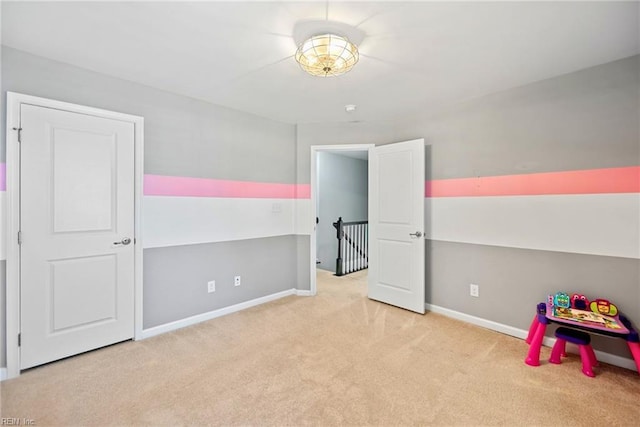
208,280,216,293
234,276,241,286
470,283,479,297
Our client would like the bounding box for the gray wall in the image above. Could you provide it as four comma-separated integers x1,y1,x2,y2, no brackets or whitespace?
316,152,368,271
297,55,640,360
399,56,640,180
296,235,311,293
0,47,299,368
1,47,295,183
296,55,640,183
144,236,298,328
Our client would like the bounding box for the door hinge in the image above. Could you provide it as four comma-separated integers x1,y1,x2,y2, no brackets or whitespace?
12,127,22,143
18,333,21,347
18,231,22,245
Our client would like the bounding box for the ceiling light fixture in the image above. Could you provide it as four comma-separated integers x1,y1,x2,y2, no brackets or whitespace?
295,33,359,77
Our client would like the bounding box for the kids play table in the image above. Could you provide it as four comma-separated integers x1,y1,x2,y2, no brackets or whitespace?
525,302,640,374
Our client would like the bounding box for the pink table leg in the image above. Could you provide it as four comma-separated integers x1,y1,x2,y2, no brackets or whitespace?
586,345,598,367
525,315,539,344
627,342,640,375
549,339,566,364
579,345,596,377
525,318,547,367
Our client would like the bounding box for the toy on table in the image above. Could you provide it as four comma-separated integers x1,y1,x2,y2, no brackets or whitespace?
590,299,618,316
549,292,622,330
570,293,589,310
553,292,570,308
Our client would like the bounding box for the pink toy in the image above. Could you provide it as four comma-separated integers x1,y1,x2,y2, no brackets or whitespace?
525,295,640,375
570,293,590,310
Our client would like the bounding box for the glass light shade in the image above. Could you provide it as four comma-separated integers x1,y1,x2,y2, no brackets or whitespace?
295,34,359,77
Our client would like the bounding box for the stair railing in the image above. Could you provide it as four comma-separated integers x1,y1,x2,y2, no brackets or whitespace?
333,217,369,276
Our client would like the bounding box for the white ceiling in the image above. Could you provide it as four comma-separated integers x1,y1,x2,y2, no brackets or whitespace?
2,1,638,125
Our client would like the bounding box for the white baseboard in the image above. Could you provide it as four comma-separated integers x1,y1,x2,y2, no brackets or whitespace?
295,289,313,296
425,303,529,340
139,289,298,339
425,303,638,373
0,368,7,381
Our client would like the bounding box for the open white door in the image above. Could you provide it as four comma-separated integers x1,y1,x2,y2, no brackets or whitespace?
368,139,425,313
19,104,135,369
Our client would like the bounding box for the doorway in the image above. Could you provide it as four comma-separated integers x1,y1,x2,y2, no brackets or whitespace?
5,93,144,378
309,139,426,313
316,150,369,275
310,145,373,295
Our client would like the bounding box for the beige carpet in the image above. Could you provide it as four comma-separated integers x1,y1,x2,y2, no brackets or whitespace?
2,269,639,426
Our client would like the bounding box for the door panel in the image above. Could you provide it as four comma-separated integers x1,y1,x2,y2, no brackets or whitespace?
378,240,413,291
50,255,117,332
378,151,412,224
20,104,135,369
369,139,425,313
52,128,116,232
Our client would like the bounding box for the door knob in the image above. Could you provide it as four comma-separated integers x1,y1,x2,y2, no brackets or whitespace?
409,231,423,238
114,237,132,246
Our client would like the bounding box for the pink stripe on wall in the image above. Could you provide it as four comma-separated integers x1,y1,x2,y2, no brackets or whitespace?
426,166,640,197
296,184,311,199
144,174,310,199
0,162,5,191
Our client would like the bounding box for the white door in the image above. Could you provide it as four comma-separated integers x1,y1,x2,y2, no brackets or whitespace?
20,104,135,369
368,139,425,313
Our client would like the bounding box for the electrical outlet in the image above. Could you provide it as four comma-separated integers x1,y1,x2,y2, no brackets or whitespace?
234,276,241,287
470,283,479,298
208,280,216,293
